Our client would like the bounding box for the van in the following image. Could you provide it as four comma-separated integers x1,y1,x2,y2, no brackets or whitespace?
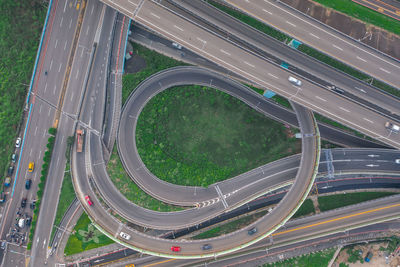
28,162,34,172
288,76,302,86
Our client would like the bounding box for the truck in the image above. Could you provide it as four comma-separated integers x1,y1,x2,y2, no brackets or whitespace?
365,252,373,262
76,129,84,153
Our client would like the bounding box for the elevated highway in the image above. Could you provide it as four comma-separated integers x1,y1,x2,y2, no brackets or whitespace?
223,0,400,89
72,65,399,257
101,0,400,149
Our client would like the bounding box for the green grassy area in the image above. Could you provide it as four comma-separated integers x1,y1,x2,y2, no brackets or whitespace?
64,213,114,256
318,191,397,212
262,248,335,267
136,85,301,187
0,0,46,185
192,199,314,239
27,128,56,250
209,0,400,99
293,199,315,218
314,0,400,35
122,42,187,104
107,146,182,212
50,159,75,241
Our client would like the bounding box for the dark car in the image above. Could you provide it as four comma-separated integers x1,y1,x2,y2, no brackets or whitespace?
0,192,6,203
30,201,35,210
25,216,32,226
202,244,212,250
248,227,257,235
7,166,14,176
25,179,32,190
21,198,27,208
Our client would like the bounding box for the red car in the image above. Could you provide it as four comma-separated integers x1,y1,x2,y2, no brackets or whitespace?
85,195,93,206
171,246,181,252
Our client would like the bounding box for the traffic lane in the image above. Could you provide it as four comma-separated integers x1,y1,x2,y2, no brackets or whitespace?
224,0,400,89
29,0,105,265
91,134,229,229
330,147,400,160
35,0,80,106
29,115,75,266
175,0,400,117
118,67,396,209
62,0,105,116
352,0,400,21
86,7,116,132
132,1,400,149
75,134,400,257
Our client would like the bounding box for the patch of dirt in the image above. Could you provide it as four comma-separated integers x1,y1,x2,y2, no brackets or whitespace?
282,0,400,60
124,54,147,74
334,242,400,267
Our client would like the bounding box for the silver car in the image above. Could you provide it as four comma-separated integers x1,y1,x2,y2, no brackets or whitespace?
288,76,302,86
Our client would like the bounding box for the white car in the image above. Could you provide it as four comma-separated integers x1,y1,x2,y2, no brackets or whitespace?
15,137,21,148
120,232,131,240
395,159,400,164
172,42,182,49
288,76,302,86
385,122,400,133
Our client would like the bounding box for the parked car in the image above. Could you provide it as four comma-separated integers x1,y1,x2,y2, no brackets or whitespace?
25,216,32,226
11,153,17,163
30,201,35,210
15,137,21,148
119,232,131,240
0,241,6,250
172,42,182,49
4,177,11,187
202,244,212,250
0,192,6,203
385,121,400,133
85,195,93,206
396,159,400,164
25,179,32,190
28,162,34,173
288,76,302,86
21,198,27,208
171,246,181,252
248,227,257,235
7,166,14,176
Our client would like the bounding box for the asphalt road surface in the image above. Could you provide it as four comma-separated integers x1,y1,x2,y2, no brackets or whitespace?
101,0,400,149
223,0,400,89
168,0,400,119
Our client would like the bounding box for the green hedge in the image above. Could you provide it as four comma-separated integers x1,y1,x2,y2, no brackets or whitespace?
27,127,57,250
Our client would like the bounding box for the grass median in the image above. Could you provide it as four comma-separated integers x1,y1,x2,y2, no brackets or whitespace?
318,191,397,212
